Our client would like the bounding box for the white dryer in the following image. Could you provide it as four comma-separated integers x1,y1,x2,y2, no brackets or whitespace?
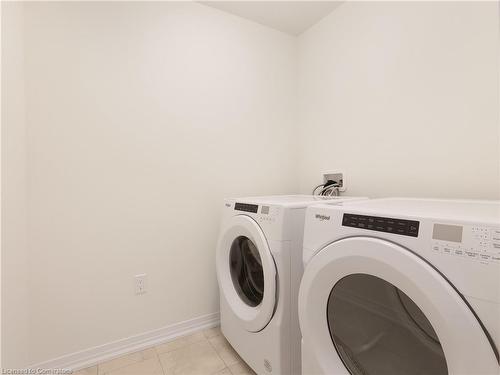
216,195,366,375
299,198,500,375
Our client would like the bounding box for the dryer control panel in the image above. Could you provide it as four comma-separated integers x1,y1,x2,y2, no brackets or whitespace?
234,203,259,213
233,202,279,224
431,224,500,264
342,213,419,237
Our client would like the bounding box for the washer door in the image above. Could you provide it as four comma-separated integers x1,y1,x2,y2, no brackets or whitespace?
299,237,499,375
217,215,276,332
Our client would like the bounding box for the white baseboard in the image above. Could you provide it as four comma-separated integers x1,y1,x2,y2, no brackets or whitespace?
30,312,220,371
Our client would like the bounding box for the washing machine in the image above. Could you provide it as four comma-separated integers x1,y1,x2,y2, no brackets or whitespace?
216,195,366,375
299,198,500,375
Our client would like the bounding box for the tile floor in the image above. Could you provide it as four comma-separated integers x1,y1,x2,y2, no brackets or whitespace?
73,326,256,375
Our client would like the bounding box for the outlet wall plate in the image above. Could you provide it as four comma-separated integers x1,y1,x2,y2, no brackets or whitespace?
135,274,148,295
323,172,345,192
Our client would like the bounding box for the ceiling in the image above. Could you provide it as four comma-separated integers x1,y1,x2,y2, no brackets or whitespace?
201,1,342,36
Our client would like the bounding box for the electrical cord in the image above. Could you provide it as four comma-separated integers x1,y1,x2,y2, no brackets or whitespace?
322,185,340,196
312,183,327,195
312,180,340,196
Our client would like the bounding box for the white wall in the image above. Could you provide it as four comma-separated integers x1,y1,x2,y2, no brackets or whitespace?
297,1,500,199
1,2,29,368
9,2,297,366
3,0,499,368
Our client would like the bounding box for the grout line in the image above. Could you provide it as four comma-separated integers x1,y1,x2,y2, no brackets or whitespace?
207,334,225,364
207,331,244,371
148,349,163,375
205,331,237,374
157,333,211,374
97,347,161,375
157,350,168,375
97,329,229,375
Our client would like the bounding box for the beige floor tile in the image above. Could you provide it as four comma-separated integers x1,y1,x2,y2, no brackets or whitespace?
73,366,98,375
202,326,221,339
208,335,241,367
228,362,256,375
141,347,158,360
212,368,231,375
159,340,226,375
98,349,155,374
155,332,206,355
105,358,164,375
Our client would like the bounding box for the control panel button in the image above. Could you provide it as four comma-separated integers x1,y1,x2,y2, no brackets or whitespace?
453,248,464,256
465,251,479,260
479,253,491,261
443,246,453,255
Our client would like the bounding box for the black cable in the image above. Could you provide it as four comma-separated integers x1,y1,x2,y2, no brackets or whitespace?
321,180,339,196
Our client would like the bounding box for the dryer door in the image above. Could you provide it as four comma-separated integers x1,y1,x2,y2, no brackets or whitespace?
299,237,499,375
217,215,276,332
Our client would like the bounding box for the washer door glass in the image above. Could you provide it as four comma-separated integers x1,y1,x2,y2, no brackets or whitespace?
327,273,448,375
229,236,264,307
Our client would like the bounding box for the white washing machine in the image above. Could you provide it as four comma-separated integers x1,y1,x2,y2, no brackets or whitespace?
216,195,366,375
299,198,500,375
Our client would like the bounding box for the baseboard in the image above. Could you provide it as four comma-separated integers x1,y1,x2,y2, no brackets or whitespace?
30,312,220,371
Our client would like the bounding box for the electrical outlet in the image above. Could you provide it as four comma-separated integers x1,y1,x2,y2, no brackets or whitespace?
323,172,346,192
134,274,147,295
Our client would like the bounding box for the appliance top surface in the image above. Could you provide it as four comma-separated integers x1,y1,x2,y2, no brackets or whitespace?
313,198,500,224
231,195,365,208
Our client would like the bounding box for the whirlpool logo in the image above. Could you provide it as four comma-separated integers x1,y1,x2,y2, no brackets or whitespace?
315,214,331,221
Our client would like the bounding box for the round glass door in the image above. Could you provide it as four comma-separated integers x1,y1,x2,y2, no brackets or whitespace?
229,236,264,307
327,274,448,375
216,214,276,332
